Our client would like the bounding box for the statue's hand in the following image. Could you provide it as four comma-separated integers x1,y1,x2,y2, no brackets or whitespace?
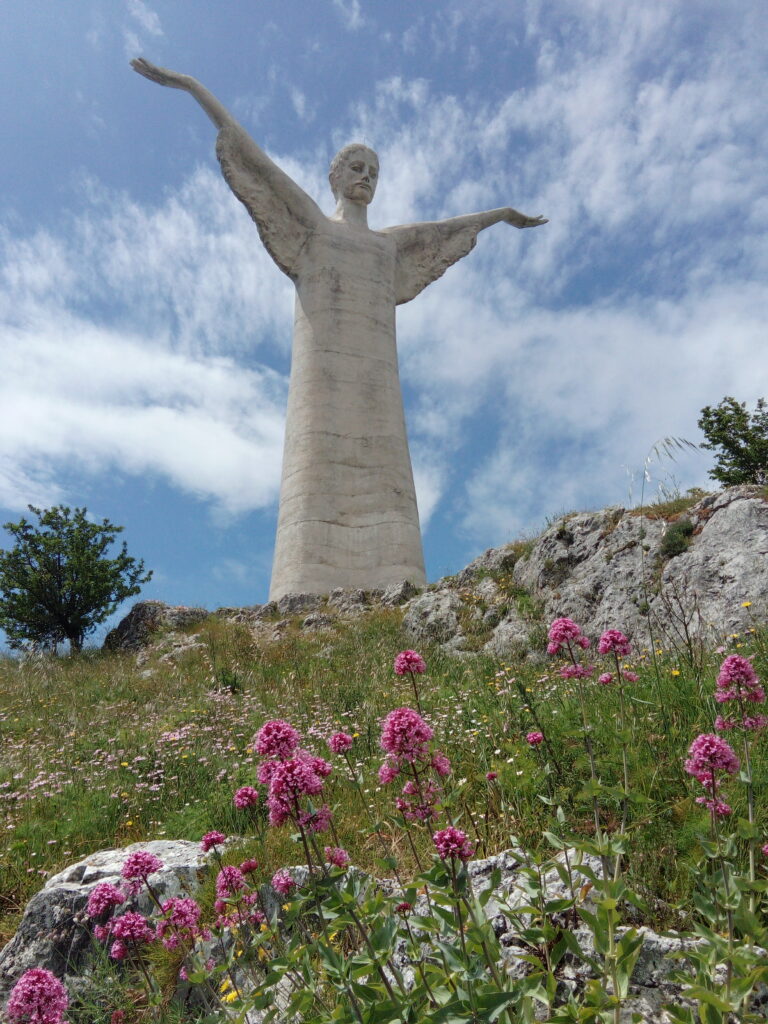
504,208,548,229
130,57,193,91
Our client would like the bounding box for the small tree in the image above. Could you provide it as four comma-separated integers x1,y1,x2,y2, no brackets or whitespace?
0,506,152,653
698,396,768,486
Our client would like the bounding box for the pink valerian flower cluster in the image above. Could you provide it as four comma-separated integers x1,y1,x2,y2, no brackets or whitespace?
252,720,334,828
380,707,433,761
271,869,296,895
108,910,155,959
297,803,333,833
86,882,125,918
214,865,263,928
121,850,163,881
559,663,594,680
233,786,260,809
7,968,69,1024
396,778,441,822
684,733,740,816
526,731,544,747
597,630,632,657
258,748,333,827
201,831,227,853
433,827,475,862
328,731,354,754
547,617,590,656
378,707,451,821
596,630,638,684
394,650,427,675
254,719,301,759
155,897,207,951
713,655,766,731
324,846,351,869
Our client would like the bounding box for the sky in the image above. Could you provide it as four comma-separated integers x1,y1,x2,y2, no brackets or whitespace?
0,0,766,641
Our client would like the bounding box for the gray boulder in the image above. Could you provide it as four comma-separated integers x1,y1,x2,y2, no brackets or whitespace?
103,601,209,651
402,589,465,645
0,840,208,998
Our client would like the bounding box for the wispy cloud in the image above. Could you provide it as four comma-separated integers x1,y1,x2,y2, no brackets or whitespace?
333,0,364,32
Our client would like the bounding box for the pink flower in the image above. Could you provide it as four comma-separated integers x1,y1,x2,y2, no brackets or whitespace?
109,939,128,961
696,796,732,816
264,752,331,826
431,751,451,777
397,778,440,822
216,865,246,899
547,617,587,655
486,771,498,781
324,846,350,869
394,650,427,675
155,897,202,949
623,670,639,683
433,827,475,862
378,758,399,784
598,630,631,656
762,843,768,857
559,664,594,680
201,831,227,852
526,731,544,746
598,673,613,685
271,868,296,895
328,732,354,754
716,713,768,732
240,858,259,874
297,804,333,833
86,882,125,918
715,655,765,705
111,911,154,944
7,968,69,1024
684,734,740,781
121,850,163,882
254,719,301,759
233,786,260,809
380,707,433,761
395,901,412,914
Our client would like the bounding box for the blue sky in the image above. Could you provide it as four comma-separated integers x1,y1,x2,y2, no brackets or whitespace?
1,0,766,639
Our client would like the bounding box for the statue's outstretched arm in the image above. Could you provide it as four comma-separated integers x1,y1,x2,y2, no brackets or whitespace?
131,58,237,130
131,58,323,275
434,206,548,234
385,206,547,305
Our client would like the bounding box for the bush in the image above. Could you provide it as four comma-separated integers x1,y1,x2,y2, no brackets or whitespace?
698,396,768,486
0,505,152,653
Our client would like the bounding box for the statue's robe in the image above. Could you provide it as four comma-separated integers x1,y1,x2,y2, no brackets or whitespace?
217,125,485,599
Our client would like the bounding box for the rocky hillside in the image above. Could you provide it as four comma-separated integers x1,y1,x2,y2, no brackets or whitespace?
106,485,768,661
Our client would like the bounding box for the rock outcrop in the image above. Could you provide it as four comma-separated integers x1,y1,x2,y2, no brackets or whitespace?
104,487,768,661
103,601,209,651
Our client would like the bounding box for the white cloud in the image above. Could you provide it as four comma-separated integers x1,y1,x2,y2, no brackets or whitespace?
333,0,364,32
127,0,162,37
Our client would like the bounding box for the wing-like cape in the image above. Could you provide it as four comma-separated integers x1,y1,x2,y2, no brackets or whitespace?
383,217,483,305
216,124,322,279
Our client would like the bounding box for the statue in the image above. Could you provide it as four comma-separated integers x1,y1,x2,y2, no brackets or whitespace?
131,60,547,600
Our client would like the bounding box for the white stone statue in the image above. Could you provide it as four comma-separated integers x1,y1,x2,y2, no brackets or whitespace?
131,59,547,600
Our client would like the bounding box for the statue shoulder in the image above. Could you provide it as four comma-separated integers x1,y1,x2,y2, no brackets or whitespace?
216,125,323,277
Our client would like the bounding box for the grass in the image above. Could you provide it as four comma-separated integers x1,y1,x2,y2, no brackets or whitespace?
1,600,766,956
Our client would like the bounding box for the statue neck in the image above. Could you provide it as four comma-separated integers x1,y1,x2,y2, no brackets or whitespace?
331,197,370,229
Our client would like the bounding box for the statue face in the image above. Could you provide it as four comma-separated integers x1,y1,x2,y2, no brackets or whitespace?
334,148,379,204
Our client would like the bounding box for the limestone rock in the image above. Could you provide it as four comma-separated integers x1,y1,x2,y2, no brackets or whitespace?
0,840,208,998
276,592,323,616
380,579,420,606
327,588,370,615
402,589,464,644
511,487,768,643
483,610,532,657
103,601,208,651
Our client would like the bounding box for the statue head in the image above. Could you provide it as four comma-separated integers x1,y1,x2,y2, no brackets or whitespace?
329,144,379,204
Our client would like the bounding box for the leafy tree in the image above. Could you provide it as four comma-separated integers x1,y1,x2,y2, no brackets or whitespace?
698,396,768,486
0,506,152,653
